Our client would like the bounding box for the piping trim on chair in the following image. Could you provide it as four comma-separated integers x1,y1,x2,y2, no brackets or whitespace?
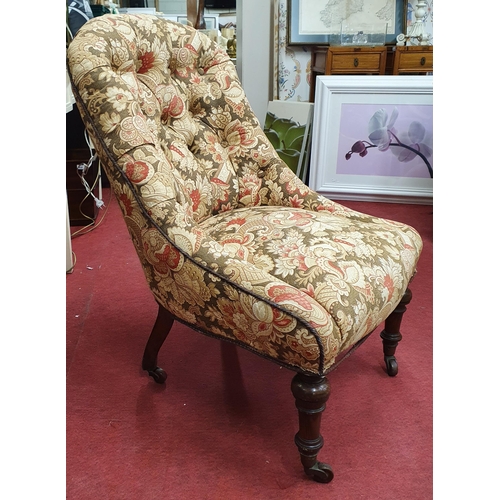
67,63,328,376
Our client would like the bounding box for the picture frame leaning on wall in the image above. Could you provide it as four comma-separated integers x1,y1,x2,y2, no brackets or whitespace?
309,75,433,205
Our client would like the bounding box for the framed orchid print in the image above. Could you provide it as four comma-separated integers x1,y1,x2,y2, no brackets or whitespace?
309,75,433,204
287,0,408,45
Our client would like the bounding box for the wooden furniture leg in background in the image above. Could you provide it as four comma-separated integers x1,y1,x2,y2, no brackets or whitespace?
142,304,175,384
380,288,413,377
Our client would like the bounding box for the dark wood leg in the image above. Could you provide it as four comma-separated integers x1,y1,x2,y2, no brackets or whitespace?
380,287,412,377
142,303,175,384
291,373,333,483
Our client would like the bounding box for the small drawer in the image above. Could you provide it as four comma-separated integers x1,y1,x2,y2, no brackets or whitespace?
397,51,433,72
329,52,382,72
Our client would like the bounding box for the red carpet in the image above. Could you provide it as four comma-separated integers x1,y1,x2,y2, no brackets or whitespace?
67,191,432,499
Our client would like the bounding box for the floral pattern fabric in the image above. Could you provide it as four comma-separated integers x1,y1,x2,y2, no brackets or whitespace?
67,14,423,376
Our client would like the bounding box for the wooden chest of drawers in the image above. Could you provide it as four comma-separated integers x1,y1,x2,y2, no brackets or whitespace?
309,44,433,101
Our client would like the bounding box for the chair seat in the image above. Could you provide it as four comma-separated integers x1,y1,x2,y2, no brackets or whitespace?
180,204,420,374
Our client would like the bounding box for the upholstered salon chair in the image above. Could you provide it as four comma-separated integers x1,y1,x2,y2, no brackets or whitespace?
67,14,422,483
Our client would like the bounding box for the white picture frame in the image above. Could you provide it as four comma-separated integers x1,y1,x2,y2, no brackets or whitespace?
177,15,218,30
309,75,433,204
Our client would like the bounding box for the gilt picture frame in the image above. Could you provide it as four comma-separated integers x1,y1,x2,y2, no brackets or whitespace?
287,0,408,45
309,75,433,204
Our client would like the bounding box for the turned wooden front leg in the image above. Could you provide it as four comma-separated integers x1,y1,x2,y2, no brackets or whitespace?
291,373,333,483
380,287,412,376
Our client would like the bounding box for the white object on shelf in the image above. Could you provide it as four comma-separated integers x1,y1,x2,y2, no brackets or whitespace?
66,70,75,113
118,8,157,15
66,70,75,272
397,1,432,46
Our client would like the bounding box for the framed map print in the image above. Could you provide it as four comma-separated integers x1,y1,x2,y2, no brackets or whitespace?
287,0,408,45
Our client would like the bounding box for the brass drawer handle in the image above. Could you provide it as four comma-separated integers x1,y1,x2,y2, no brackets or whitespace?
354,57,359,67
420,57,426,66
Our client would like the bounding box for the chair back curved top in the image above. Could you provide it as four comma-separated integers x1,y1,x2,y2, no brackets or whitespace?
67,14,423,377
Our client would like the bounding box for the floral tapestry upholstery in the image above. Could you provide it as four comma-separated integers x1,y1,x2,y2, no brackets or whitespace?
67,14,423,376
